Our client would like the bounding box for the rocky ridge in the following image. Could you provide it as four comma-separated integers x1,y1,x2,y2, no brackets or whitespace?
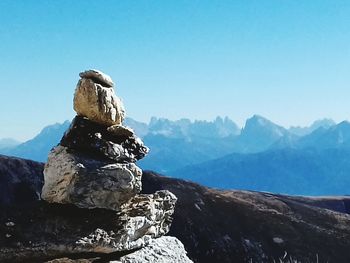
0,70,191,262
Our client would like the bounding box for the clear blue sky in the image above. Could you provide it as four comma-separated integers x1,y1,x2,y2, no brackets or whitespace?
0,0,349,141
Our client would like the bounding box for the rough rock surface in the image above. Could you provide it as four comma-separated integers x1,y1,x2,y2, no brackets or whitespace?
0,186,177,261
44,236,192,263
41,146,142,211
0,154,43,206
61,116,149,163
74,78,125,126
76,190,177,252
79,69,114,88
112,236,193,263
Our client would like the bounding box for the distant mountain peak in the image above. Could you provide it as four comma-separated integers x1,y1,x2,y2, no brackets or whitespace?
335,120,350,129
246,115,278,127
243,115,286,134
289,118,336,136
310,118,335,128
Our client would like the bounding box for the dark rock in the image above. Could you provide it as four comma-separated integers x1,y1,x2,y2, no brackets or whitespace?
0,155,44,206
61,116,149,163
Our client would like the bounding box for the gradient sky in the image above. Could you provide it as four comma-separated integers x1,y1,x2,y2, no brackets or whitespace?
0,0,350,141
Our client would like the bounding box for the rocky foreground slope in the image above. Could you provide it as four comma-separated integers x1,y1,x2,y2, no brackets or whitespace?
1,155,350,262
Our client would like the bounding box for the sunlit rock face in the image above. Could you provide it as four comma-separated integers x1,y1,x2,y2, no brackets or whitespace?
74,70,125,126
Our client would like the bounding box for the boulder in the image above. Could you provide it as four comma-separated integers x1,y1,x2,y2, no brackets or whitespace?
61,116,149,163
79,69,114,88
41,146,142,211
73,78,125,126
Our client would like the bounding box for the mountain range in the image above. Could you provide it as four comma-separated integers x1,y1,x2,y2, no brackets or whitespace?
1,115,349,195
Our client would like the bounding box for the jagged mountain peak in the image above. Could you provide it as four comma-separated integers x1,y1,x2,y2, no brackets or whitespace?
243,115,286,133
241,115,287,139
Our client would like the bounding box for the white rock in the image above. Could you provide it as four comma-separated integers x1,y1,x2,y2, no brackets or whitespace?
5,222,15,227
111,236,193,263
272,237,284,244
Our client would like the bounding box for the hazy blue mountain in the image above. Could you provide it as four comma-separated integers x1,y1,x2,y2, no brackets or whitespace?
289,118,336,136
123,117,149,138
139,116,240,173
232,115,289,153
297,121,350,149
0,121,71,162
2,115,349,178
139,134,237,173
272,121,350,150
147,116,240,139
0,138,21,150
1,116,240,167
169,148,350,195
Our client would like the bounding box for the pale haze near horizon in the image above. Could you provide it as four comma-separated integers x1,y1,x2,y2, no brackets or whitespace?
0,0,349,141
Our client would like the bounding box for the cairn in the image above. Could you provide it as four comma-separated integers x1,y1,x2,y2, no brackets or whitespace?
40,69,180,253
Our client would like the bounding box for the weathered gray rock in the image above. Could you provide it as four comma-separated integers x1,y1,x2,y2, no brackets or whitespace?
0,190,177,262
41,146,142,211
77,190,177,252
61,116,149,163
44,237,192,263
79,69,114,87
74,78,125,126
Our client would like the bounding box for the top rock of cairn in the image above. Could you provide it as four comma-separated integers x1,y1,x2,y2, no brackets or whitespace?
79,69,114,87
74,69,125,126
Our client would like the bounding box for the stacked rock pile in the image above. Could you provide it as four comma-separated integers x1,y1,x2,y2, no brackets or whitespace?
40,70,189,258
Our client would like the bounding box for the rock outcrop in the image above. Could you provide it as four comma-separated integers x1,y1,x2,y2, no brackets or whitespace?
0,70,191,262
